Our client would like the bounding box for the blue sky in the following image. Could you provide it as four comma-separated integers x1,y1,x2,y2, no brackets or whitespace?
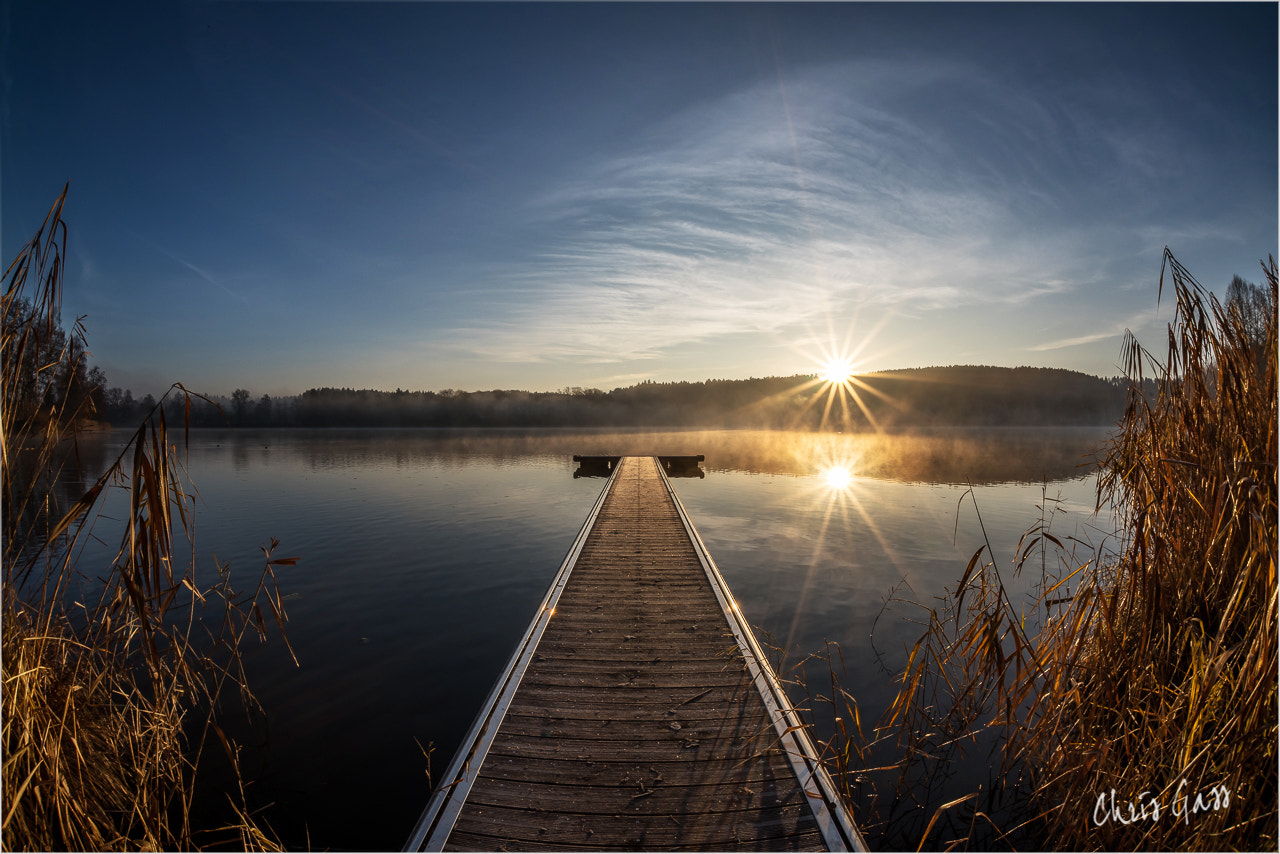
3,2,1275,397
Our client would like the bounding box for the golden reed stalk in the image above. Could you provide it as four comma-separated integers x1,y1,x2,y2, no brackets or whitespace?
3,187,296,851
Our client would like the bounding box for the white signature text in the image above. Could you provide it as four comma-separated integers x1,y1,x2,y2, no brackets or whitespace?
1093,780,1230,826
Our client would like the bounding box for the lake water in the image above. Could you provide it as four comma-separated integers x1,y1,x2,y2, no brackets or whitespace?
68,426,1116,850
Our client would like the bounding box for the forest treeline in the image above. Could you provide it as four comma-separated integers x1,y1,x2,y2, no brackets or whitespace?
90,366,1139,430
0,299,1154,431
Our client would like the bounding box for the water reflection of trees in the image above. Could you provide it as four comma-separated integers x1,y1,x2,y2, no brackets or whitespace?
174,427,1111,486
7,434,114,562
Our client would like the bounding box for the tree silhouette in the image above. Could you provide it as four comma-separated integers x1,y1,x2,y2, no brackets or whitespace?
231,388,251,426
1226,273,1270,350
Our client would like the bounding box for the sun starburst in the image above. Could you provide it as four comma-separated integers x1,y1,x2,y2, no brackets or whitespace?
819,358,856,385
822,464,853,491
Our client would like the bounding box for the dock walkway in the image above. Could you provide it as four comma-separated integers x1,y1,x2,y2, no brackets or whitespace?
406,456,865,851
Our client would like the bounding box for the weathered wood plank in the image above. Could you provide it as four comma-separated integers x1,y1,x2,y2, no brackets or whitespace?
473,750,801,787
515,669,752,690
503,694,774,722
506,681,759,710
465,773,812,815
449,801,818,847
523,655,743,673
484,728,783,763
528,643,739,663
445,830,827,852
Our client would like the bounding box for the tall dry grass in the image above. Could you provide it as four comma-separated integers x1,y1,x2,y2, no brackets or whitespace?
1037,251,1277,849
814,248,1276,850
2,187,296,850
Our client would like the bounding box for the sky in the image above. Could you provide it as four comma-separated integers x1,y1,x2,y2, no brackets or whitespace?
3,1,1276,398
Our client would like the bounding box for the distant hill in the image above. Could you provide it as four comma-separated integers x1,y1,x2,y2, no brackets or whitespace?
597,366,1129,429
150,365,1134,429
829,365,1131,429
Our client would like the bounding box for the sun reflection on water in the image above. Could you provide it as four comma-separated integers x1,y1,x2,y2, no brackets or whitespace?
773,450,912,657
821,464,853,491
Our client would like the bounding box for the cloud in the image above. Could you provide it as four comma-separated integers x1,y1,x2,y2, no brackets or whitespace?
445,60,1158,365
130,231,250,305
1028,328,1125,352
1028,302,1167,354
1136,223,1247,255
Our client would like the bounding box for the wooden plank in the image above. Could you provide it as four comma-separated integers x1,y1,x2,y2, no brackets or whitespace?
543,613,732,629
503,690,776,722
506,681,760,709
528,642,739,662
519,658,748,678
482,728,784,763
514,670,752,690
445,830,826,852
473,750,801,787
554,590,724,606
501,707,780,729
448,801,818,847
464,773,812,815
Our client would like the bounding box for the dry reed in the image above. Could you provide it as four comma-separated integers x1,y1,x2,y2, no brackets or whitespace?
3,187,296,851
1038,251,1278,850
811,249,1276,850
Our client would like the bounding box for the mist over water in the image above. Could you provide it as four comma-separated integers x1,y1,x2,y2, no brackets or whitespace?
165,424,1106,482
68,426,1115,850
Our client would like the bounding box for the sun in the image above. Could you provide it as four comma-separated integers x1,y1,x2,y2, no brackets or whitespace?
819,357,856,385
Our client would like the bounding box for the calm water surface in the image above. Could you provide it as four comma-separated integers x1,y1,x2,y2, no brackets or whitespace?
76,427,1115,850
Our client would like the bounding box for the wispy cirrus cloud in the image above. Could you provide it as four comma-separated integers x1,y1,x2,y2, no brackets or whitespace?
130,230,250,305
1028,327,1127,353
444,60,1201,366
1028,300,1169,354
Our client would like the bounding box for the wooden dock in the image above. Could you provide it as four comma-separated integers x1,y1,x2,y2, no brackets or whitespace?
405,456,866,852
